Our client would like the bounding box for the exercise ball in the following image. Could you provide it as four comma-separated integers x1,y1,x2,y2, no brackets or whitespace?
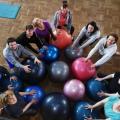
63,79,85,100
64,46,83,61
74,101,99,120
2,75,22,91
49,61,69,82
86,79,107,101
24,86,45,107
72,57,96,82
39,45,60,63
20,59,46,84
0,66,10,81
41,93,70,120
52,29,72,49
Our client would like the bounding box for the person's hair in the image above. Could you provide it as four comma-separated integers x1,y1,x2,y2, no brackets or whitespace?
86,21,99,35
0,93,8,107
26,24,34,30
62,0,68,8
7,37,16,45
32,18,40,27
107,33,119,43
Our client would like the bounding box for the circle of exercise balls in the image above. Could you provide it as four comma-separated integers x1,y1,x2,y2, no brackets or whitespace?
18,59,46,84
86,78,107,101
41,93,70,120
63,79,85,100
64,45,83,61
24,86,45,108
49,61,69,83
38,44,60,63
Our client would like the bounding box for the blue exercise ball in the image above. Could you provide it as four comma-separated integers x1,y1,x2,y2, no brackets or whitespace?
41,93,70,120
74,101,99,120
86,78,107,101
49,61,69,82
2,75,22,91
39,45,60,63
19,59,46,84
64,46,83,61
24,86,45,108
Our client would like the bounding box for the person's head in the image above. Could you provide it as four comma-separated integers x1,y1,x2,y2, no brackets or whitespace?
4,90,17,104
32,18,43,28
86,21,99,33
62,0,68,8
26,24,34,37
0,90,16,106
7,37,17,50
106,33,118,46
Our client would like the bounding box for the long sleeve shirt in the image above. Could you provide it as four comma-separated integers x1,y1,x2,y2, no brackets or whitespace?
87,36,117,67
16,32,43,54
3,44,36,68
72,26,100,48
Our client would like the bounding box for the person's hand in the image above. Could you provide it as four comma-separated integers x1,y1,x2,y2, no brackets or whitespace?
84,58,89,62
97,91,106,97
84,116,93,120
95,77,103,81
90,64,96,69
29,90,36,95
30,99,38,104
42,45,48,50
34,58,41,64
10,76,17,81
8,84,14,90
85,105,93,112
0,107,3,114
23,65,31,73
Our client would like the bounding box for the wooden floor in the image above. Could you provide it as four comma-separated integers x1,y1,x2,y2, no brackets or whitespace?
0,0,120,120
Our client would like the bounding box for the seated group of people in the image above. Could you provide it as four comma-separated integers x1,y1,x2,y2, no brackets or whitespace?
0,0,120,120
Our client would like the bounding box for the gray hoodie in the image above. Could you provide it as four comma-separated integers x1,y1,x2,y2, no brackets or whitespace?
3,44,36,68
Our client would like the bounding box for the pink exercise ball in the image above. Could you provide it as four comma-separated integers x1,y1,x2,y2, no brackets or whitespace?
71,57,96,82
63,79,85,100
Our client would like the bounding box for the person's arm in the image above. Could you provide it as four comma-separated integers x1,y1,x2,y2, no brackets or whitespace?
80,30,100,49
98,91,119,97
86,97,108,110
72,26,86,48
53,11,58,28
22,99,37,113
20,45,36,60
96,73,114,81
26,44,38,54
19,90,36,96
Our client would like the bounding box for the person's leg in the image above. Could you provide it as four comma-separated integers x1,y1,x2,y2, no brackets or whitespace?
5,59,14,69
70,25,74,35
21,109,37,116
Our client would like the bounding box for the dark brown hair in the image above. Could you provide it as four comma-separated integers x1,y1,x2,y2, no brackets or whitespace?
7,37,16,45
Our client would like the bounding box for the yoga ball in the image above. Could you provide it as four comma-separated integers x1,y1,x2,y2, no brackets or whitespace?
63,79,85,100
20,59,46,84
74,101,99,120
72,57,96,82
64,46,83,61
2,75,22,91
86,79,107,101
41,93,70,120
49,61,69,82
24,86,45,107
52,29,72,49
39,44,60,63
0,66,10,81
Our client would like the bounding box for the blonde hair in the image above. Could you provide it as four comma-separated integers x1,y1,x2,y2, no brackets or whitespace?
0,90,14,107
32,18,43,27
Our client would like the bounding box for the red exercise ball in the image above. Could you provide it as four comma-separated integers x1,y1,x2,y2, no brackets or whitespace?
71,57,96,82
63,79,85,100
52,29,72,49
